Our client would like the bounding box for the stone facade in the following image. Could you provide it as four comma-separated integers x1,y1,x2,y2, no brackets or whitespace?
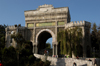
5,4,91,57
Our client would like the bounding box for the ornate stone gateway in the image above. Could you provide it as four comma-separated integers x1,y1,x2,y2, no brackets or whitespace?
5,4,91,57
24,4,70,56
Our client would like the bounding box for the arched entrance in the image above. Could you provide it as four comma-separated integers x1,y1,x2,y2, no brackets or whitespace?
37,31,52,54
33,29,58,56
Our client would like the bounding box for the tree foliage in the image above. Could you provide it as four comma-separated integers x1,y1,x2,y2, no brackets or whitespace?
57,27,83,57
10,32,51,66
0,24,51,66
0,25,6,49
46,42,52,56
46,42,51,49
91,23,99,50
91,23,100,57
0,25,7,62
2,46,17,66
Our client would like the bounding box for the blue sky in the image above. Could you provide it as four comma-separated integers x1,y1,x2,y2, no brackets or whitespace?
0,0,100,46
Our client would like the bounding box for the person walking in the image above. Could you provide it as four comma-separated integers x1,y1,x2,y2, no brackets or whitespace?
76,56,79,59
47,50,49,55
94,58,97,66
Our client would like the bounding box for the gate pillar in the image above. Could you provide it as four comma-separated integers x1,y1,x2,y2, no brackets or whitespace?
33,43,38,54
52,42,58,57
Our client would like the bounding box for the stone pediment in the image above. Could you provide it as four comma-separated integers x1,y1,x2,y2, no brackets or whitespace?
37,4,54,12
39,4,53,8
24,4,68,16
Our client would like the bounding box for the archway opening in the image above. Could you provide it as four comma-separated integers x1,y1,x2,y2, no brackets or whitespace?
46,38,52,48
37,31,52,56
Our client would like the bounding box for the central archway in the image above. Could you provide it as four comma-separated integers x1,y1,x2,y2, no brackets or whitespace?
35,29,57,56
37,31,52,54
36,29,56,43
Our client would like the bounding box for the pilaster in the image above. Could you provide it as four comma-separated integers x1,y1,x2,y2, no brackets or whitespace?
33,22,36,43
33,43,38,54
55,21,57,42
35,45,38,54
52,42,58,57
53,44,54,55
55,44,58,57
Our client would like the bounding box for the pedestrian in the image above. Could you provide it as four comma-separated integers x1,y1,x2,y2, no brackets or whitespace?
65,54,67,58
73,62,77,66
44,50,47,54
56,55,57,58
94,58,97,66
53,55,55,57
76,56,79,59
47,50,49,55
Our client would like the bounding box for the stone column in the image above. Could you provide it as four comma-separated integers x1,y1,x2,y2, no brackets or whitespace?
56,45,57,55
35,45,38,54
72,51,76,58
33,43,38,54
53,44,54,56
56,45,58,57
33,22,36,43
52,42,58,57
55,21,57,42
54,45,56,55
